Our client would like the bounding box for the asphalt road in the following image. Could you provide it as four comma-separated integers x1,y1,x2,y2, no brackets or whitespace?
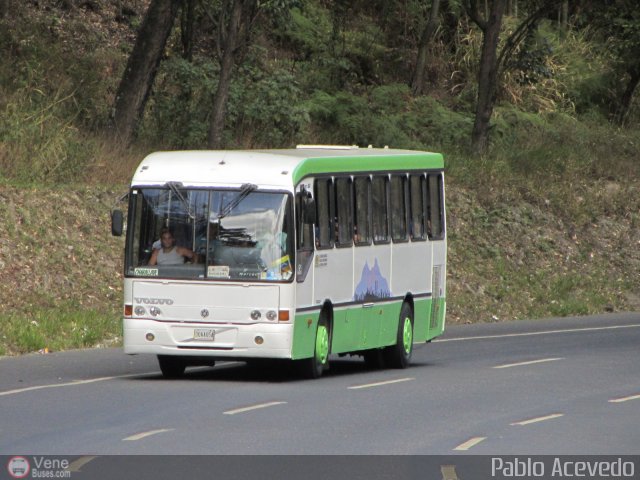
1,313,639,457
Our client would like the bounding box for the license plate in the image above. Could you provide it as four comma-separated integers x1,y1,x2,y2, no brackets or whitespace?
193,328,216,341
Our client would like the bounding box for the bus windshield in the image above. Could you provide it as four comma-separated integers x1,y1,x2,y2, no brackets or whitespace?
125,187,294,282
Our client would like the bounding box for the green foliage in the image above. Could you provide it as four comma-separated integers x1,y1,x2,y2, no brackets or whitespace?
140,57,310,148
306,84,473,149
140,57,218,148
234,66,310,147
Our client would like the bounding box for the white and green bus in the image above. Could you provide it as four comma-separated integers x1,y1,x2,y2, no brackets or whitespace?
111,146,446,378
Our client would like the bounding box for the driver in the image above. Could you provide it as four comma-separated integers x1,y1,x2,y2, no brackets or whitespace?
149,228,195,265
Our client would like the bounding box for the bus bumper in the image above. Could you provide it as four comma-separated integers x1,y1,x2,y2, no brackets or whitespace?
123,319,294,359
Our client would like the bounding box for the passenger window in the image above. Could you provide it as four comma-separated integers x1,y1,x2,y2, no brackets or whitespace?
314,178,334,249
335,177,353,247
354,177,371,245
409,174,425,240
372,176,389,243
390,175,408,242
427,173,444,240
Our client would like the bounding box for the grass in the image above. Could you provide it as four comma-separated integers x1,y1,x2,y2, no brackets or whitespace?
0,304,121,356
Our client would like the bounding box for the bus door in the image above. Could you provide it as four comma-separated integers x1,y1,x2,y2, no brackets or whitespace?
427,172,446,335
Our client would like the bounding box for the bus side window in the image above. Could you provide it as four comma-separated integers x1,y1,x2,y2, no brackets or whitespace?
409,174,425,240
335,177,353,247
296,186,315,251
372,175,389,243
314,178,334,249
427,173,444,240
354,176,371,245
390,175,409,242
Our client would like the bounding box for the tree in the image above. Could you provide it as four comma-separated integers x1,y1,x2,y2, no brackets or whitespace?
110,0,181,144
207,0,258,149
465,0,508,155
207,0,295,149
605,1,640,126
411,0,442,96
464,0,561,154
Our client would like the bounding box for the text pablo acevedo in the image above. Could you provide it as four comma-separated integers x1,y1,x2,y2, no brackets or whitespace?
491,457,635,478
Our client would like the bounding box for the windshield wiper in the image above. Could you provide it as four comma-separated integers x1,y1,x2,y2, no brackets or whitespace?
166,181,195,220
218,183,257,220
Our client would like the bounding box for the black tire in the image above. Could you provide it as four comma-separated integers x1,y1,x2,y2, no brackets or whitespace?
298,317,330,379
157,355,187,379
363,348,386,369
383,303,414,369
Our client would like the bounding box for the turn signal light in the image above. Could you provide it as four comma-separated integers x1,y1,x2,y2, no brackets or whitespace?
278,310,290,322
124,304,133,317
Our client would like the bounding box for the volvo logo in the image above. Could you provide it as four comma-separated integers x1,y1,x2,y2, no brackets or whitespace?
134,297,174,305
201,309,210,318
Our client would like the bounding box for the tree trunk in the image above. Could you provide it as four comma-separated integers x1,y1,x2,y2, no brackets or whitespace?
110,0,181,144
207,0,253,149
560,0,568,29
471,0,507,155
614,66,640,127
0,0,10,18
181,0,195,61
411,0,442,96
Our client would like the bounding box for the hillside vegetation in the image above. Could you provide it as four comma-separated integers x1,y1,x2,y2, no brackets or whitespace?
0,0,639,355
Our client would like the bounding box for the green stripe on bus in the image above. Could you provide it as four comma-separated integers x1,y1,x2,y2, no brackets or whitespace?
291,297,446,360
292,153,444,184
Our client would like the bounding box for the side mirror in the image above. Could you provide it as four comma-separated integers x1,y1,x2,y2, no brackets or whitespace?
111,209,124,236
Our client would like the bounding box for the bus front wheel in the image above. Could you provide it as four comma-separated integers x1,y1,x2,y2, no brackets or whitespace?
383,303,413,369
157,355,186,379
299,318,330,379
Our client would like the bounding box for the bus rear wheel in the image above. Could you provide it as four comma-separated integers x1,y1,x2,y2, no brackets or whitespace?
383,303,413,369
299,318,330,379
157,355,186,379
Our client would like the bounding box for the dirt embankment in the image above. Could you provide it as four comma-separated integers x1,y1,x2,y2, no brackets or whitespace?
1,181,639,354
0,185,125,314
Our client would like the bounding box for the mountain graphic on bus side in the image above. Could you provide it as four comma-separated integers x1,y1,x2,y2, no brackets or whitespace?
354,259,391,302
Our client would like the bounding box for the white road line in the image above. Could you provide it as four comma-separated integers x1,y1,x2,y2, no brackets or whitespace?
0,362,240,398
0,375,130,397
609,393,640,403
511,413,564,426
68,456,98,472
453,437,487,451
441,465,460,480
348,377,414,390
493,357,564,369
123,428,174,441
435,324,640,343
224,401,287,415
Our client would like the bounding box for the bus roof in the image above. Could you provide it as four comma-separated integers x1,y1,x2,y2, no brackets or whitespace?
130,147,444,188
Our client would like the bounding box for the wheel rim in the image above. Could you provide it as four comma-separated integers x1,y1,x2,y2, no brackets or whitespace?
316,324,329,365
402,317,413,355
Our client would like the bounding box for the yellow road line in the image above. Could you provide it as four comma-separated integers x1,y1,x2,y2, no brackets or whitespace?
441,465,460,480
123,428,174,441
453,436,487,451
68,456,98,472
511,413,564,426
